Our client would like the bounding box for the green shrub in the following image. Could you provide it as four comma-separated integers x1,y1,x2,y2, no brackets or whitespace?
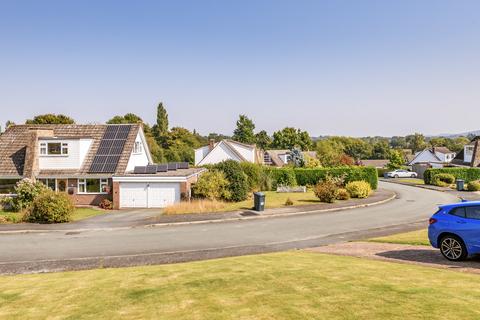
10,179,47,212
293,167,378,190
284,198,294,206
99,199,113,210
192,170,231,200
377,168,389,178
265,167,297,190
431,173,456,187
213,160,249,202
424,168,480,184
26,189,74,223
239,162,263,191
336,188,350,200
314,180,338,203
346,181,372,198
467,180,480,191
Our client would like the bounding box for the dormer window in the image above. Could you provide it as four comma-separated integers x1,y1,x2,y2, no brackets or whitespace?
133,141,142,154
40,142,69,156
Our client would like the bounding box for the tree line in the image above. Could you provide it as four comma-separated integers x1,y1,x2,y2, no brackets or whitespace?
3,107,472,166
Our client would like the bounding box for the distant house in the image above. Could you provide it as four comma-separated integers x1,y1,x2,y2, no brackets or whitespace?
451,136,480,167
194,140,261,166
358,159,389,169
408,147,456,168
263,150,317,167
194,139,317,167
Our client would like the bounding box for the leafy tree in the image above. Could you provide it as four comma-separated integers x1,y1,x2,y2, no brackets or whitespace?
371,141,391,159
255,130,271,150
272,127,313,150
207,132,231,142
107,113,143,124
315,139,344,167
390,136,407,149
387,150,405,170
5,120,15,129
289,148,305,167
406,133,426,153
304,154,322,168
155,102,169,137
232,115,256,144
26,114,74,124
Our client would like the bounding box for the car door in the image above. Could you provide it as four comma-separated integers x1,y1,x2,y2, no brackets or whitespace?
400,170,409,178
463,206,480,249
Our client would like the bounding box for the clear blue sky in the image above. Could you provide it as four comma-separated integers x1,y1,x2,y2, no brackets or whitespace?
1,0,479,137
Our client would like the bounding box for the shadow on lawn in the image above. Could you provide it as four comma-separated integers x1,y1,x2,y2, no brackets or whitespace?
376,249,480,269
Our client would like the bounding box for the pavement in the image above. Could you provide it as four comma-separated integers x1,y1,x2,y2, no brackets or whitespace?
0,181,460,274
309,241,480,274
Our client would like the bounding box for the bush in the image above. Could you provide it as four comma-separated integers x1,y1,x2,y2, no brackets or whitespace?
192,170,231,200
264,167,297,190
285,198,294,206
346,181,372,198
212,160,249,202
336,188,350,200
293,167,378,190
10,179,47,212
314,180,338,203
25,189,74,223
424,168,480,184
467,180,480,191
239,162,263,191
377,168,389,178
431,173,456,187
99,199,113,210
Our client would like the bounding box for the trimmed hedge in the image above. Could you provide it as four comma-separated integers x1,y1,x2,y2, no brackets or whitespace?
264,167,297,190
293,167,378,190
424,168,480,185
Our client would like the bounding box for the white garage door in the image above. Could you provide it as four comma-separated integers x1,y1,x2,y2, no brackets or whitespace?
119,182,180,208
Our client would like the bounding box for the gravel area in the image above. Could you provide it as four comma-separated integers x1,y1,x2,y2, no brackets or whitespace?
308,241,480,274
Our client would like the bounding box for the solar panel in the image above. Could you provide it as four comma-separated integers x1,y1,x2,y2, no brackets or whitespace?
156,164,168,172
167,163,177,171
146,165,157,174
177,162,189,169
88,125,133,173
134,166,146,174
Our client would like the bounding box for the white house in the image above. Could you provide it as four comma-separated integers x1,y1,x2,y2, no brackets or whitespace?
452,137,480,167
408,147,456,168
194,140,260,166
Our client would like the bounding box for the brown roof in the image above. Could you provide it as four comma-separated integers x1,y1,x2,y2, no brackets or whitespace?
0,124,140,177
432,147,453,154
359,159,389,168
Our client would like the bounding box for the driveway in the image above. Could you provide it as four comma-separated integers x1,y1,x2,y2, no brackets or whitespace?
0,181,459,274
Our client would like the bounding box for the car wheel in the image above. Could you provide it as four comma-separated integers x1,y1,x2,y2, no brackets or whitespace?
411,174,416,178
440,235,467,261
394,175,399,178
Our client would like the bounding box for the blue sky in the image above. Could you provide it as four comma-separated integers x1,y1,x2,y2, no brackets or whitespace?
1,0,479,136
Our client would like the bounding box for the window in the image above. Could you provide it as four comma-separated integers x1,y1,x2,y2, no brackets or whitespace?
450,207,466,218
78,179,108,193
466,146,474,154
466,206,480,220
133,141,142,154
38,178,56,191
40,142,69,155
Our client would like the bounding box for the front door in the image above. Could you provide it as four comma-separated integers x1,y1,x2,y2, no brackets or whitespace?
57,179,68,192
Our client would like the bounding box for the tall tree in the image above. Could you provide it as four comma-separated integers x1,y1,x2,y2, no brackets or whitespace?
232,114,256,144
26,114,75,124
255,130,272,150
272,127,313,150
406,133,426,153
107,113,143,124
156,102,169,137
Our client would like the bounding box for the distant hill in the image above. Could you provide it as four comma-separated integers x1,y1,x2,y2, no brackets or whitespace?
430,130,480,138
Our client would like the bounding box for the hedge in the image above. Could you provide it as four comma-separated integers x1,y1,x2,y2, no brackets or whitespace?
424,168,480,185
265,167,378,190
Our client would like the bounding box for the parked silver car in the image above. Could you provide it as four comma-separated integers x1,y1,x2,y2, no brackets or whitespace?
385,169,417,178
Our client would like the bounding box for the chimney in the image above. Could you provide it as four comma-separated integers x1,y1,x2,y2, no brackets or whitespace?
23,129,55,180
471,140,480,167
209,139,215,151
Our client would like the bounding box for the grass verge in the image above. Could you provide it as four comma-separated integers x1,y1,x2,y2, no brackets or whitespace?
0,207,106,224
369,229,430,246
164,191,325,214
1,251,480,319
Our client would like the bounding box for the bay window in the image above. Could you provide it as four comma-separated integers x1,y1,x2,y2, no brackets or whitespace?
78,179,108,194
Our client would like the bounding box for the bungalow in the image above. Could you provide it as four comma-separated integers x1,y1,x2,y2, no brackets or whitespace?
0,124,204,209
451,136,480,167
194,139,317,167
408,147,456,168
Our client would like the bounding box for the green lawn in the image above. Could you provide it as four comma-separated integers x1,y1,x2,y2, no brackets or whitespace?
224,190,320,211
1,251,480,319
397,178,425,185
0,207,106,224
369,229,430,246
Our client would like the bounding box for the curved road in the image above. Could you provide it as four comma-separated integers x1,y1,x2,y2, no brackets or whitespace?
0,182,458,274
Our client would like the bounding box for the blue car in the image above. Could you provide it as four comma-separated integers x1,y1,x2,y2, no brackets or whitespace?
429,201,480,261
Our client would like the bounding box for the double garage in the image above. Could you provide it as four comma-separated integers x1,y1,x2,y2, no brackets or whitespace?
112,168,204,209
